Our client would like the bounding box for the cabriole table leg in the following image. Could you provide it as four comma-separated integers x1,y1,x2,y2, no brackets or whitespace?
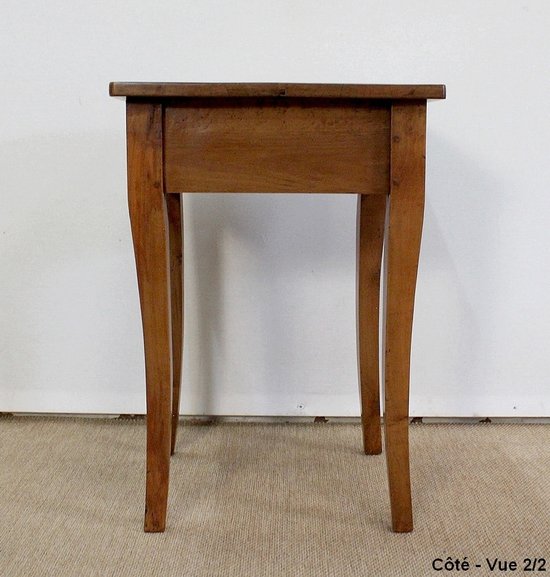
127,101,172,532
166,194,183,456
383,101,426,533
357,193,387,455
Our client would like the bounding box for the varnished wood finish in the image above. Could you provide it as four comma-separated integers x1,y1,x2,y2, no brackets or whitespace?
356,194,387,455
126,101,172,532
113,82,444,533
110,82,445,100
167,194,183,455
164,101,390,194
384,101,427,533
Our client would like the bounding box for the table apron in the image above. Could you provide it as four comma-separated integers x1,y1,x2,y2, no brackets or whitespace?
162,99,391,194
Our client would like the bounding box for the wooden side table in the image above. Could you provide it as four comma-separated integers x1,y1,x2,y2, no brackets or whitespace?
109,82,446,533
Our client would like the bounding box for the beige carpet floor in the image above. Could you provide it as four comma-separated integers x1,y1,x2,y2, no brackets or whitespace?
0,417,549,577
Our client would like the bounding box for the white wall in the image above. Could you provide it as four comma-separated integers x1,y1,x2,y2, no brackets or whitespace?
1,0,550,417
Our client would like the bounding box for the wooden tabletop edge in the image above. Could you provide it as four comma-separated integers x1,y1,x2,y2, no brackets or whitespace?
109,82,446,100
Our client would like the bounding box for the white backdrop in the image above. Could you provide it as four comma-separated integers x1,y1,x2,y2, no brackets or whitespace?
1,1,550,417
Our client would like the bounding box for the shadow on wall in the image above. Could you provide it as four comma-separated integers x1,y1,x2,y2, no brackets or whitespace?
184,193,359,415
412,132,504,416
0,131,144,412
184,133,505,417
0,129,506,416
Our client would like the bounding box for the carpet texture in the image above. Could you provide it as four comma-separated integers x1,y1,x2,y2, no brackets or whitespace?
0,417,548,577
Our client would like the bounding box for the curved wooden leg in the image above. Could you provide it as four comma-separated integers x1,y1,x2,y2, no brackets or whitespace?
356,193,387,455
384,101,426,533
167,194,183,456
127,101,172,532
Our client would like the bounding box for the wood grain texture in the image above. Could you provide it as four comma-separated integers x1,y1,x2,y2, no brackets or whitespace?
384,101,427,533
118,84,439,533
126,101,172,532
166,194,183,456
110,82,446,100
164,100,390,194
356,194,387,455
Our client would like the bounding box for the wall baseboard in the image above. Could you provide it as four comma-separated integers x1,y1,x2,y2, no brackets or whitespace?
2,413,550,424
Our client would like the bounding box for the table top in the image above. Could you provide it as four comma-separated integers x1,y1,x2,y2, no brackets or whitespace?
109,82,446,100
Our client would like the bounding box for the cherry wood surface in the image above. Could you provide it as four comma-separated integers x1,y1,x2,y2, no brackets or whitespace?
110,82,445,100
356,194,387,456
164,100,390,194
126,102,172,532
114,82,444,533
384,101,427,532
166,194,183,456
